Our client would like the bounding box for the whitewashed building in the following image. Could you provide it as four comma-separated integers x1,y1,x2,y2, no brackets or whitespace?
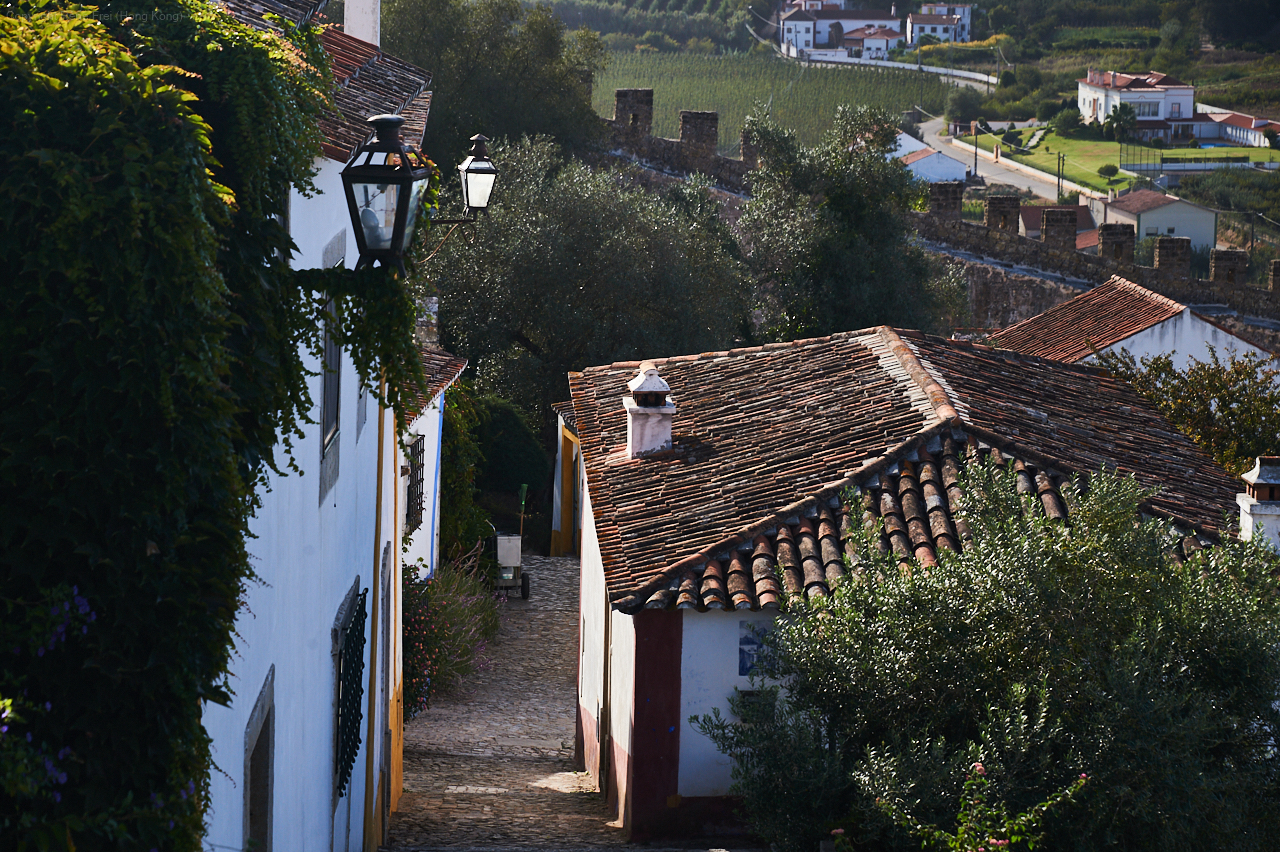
988,275,1273,370
565,327,1241,841
1089,189,1217,251
918,3,972,40
200,0,466,850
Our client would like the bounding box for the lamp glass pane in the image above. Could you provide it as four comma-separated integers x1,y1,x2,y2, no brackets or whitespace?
353,179,399,251
397,176,428,253
465,171,496,210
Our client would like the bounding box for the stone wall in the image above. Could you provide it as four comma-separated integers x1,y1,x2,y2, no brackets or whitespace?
946,257,1087,329
1210,249,1249,287
1098,223,1135,264
912,212,1280,322
1041,208,1077,248
605,89,752,192
984,196,1021,234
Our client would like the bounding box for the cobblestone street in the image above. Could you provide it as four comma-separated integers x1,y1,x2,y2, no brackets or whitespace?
386,555,626,851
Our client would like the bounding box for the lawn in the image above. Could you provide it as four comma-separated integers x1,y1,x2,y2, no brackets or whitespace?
959,130,1279,193
960,131,1136,193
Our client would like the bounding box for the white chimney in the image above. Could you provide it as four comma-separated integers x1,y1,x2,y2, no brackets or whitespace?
346,0,380,45
1237,456,1280,551
624,361,676,458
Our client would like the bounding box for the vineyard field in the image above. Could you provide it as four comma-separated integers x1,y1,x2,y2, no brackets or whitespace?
594,52,956,156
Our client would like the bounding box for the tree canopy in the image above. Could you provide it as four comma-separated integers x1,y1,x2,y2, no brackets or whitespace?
739,105,956,342
696,464,1280,852
413,136,747,424
382,0,607,167
1096,347,1280,475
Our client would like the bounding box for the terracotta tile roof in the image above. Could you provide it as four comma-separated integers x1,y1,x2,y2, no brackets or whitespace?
781,9,816,21
846,25,902,39
1077,70,1188,90
988,276,1185,363
908,13,959,24
900,148,937,166
570,326,1239,612
1107,189,1179,215
1076,228,1099,250
406,346,467,421
552,401,578,436
221,0,433,164
813,8,897,18
318,28,432,162
1019,204,1094,233
217,0,325,30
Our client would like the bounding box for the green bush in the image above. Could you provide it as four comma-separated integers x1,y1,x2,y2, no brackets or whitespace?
403,550,503,715
1097,163,1119,178
695,465,1280,852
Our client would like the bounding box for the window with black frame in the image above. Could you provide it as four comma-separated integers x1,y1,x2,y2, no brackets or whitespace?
333,582,367,798
405,434,425,534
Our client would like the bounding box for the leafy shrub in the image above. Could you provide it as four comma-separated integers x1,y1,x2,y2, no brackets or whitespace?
1097,163,1119,178
403,547,504,715
695,466,1280,852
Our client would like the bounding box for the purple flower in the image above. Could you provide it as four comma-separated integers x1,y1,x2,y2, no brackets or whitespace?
53,792,61,803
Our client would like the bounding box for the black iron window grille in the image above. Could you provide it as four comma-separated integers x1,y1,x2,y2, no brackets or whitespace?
334,586,367,797
405,434,425,534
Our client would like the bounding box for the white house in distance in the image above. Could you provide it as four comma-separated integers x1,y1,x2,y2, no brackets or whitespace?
988,275,1273,369
779,8,817,49
1088,188,1217,250
200,0,466,850
900,145,968,181
565,326,1245,841
907,11,960,44
782,5,900,49
918,3,971,40
845,24,904,57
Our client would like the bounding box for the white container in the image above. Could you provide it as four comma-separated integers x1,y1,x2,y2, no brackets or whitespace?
496,534,521,569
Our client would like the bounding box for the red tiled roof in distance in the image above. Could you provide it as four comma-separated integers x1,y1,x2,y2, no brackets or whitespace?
1107,189,1179,215
988,276,1185,363
405,346,467,422
1076,228,1099,250
900,148,936,165
908,13,959,24
571,325,1239,612
1019,204,1094,232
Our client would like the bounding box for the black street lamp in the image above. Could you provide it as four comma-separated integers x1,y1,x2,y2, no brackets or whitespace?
341,117,499,273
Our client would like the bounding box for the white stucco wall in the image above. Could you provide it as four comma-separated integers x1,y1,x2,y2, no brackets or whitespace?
609,609,637,760
677,608,778,798
1085,309,1272,371
202,155,397,852
403,399,446,579
578,484,606,734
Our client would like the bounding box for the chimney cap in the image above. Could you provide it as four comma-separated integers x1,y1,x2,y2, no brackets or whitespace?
1242,456,1280,487
628,361,671,395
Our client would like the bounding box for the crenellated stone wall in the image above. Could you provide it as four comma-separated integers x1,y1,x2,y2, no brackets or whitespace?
984,196,1021,234
929,182,964,220
1098,223,1135,264
1041,208,1077,249
912,211,1280,322
1155,236,1191,278
605,89,752,191
1210,249,1249,288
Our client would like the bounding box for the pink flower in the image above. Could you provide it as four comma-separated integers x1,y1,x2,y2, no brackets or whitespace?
831,829,845,835
971,762,986,776
1079,773,1088,780
988,841,1009,848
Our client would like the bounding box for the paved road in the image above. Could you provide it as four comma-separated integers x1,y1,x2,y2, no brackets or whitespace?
386,556,762,852
920,117,1059,200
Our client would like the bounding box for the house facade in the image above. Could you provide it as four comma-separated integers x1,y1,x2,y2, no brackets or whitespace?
918,3,971,40
200,0,465,850
988,275,1273,369
1077,69,1197,142
907,12,960,44
845,24,904,57
779,8,817,49
1088,188,1217,250
567,327,1243,840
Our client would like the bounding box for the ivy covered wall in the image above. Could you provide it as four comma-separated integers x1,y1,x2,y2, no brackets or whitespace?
0,0,425,847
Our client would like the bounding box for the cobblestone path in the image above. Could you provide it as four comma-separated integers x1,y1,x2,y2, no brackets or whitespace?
386,555,626,851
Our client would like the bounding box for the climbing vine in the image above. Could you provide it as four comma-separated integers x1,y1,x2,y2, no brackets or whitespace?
0,0,429,848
